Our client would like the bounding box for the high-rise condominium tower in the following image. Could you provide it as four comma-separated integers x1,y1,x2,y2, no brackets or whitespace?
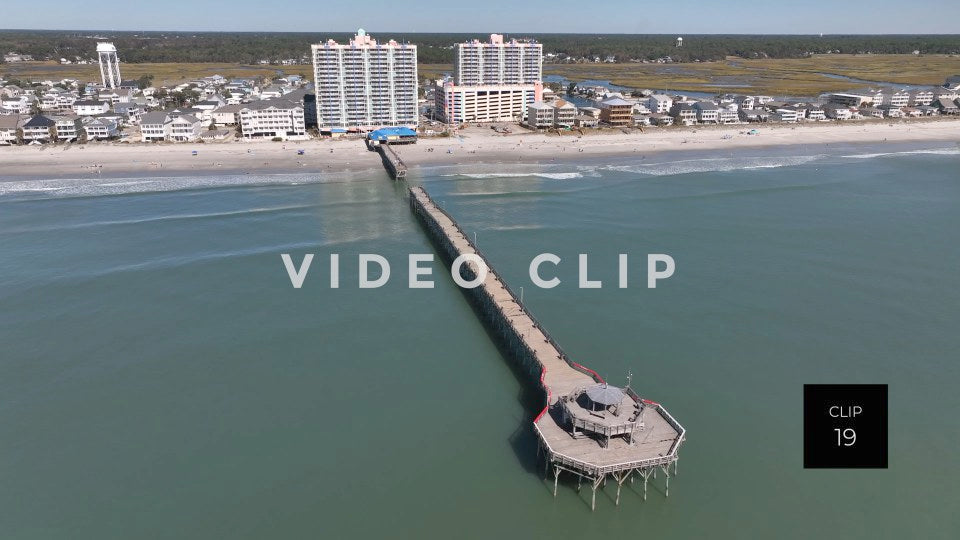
96,42,122,89
310,29,418,130
453,34,542,86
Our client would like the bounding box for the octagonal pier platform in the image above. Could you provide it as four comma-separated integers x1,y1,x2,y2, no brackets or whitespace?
408,186,686,510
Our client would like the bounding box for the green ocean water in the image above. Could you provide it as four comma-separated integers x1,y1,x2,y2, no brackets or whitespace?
1,144,959,538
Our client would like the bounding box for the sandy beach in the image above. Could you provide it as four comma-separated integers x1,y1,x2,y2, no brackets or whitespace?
1,118,959,180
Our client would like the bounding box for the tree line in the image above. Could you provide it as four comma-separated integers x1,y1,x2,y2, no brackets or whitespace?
2,30,959,65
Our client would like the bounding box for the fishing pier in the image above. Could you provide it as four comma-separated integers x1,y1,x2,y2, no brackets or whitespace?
408,186,686,510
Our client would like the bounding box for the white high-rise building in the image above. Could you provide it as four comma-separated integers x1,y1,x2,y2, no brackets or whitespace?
310,29,418,131
437,34,544,125
97,42,122,89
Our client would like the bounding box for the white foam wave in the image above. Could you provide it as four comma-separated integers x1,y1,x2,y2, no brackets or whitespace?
602,155,824,176
0,173,332,200
841,148,960,159
444,172,584,180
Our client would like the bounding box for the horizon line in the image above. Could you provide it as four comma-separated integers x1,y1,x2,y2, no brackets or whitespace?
2,28,960,36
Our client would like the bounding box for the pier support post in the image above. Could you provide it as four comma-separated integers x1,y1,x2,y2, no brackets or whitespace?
553,466,560,497
591,476,603,511
577,475,582,492
644,470,649,501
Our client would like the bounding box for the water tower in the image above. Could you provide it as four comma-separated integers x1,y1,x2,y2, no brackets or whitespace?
97,42,122,89
676,36,683,48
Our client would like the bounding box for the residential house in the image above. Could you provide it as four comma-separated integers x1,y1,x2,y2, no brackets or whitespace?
774,107,801,122
693,101,720,123
878,105,904,118
113,102,141,124
739,109,769,122
670,102,697,126
54,116,82,141
717,108,739,124
574,114,598,128
909,89,935,107
804,104,826,121
2,95,31,114
754,95,773,106
21,115,56,143
579,106,600,119
646,94,673,114
140,111,171,142
0,114,20,144
73,100,110,116
211,104,244,126
733,95,755,110
598,97,633,127
526,102,555,128
648,113,673,126
823,104,853,120
884,91,910,108
552,99,577,127
82,116,119,139
933,97,959,115
168,114,203,141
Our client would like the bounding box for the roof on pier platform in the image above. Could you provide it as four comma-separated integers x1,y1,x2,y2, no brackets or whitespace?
585,383,625,406
367,126,417,141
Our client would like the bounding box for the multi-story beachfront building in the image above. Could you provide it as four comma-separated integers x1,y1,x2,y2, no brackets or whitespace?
238,99,307,141
437,34,545,125
310,29,418,131
454,34,542,85
435,83,539,124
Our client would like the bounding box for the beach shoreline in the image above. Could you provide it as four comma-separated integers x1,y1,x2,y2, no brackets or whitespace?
1,118,958,181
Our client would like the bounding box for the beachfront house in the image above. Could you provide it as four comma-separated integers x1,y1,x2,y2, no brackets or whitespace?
238,99,307,140
827,93,872,108
775,108,802,122
670,102,697,126
823,104,853,120
0,114,20,144
739,108,769,122
82,117,120,140
113,102,141,125
211,104,244,126
21,115,56,143
693,101,720,123
526,102,556,128
168,114,203,142
574,114,599,128
878,105,904,118
552,99,577,127
54,116,82,141
909,89,935,107
717,108,739,124
803,104,826,121
140,111,171,142
934,97,960,115
647,94,673,114
649,113,674,126
884,91,910,108
599,98,633,127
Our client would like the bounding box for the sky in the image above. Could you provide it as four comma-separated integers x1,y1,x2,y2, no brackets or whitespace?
3,0,960,34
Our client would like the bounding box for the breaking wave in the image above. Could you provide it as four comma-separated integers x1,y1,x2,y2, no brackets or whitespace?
0,173,336,201
443,172,584,180
841,148,960,159
600,155,825,176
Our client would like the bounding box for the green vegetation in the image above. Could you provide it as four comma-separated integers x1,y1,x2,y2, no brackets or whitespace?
1,31,959,65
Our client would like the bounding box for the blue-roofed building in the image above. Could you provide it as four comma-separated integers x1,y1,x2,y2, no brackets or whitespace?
367,126,417,144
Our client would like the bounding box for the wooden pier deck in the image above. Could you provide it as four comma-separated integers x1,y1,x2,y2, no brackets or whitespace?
408,186,686,509
375,143,407,179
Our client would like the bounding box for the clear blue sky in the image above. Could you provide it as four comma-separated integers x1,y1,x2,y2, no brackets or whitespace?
4,0,960,34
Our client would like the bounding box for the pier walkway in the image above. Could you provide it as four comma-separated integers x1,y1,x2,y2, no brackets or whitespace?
408,186,685,509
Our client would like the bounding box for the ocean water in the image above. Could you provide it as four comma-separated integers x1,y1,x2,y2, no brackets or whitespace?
1,144,959,538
